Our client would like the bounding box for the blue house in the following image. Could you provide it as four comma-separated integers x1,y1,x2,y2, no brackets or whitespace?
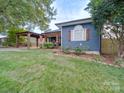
55,18,101,54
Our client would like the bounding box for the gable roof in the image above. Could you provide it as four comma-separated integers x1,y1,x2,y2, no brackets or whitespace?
55,18,92,27
43,29,61,34
45,29,60,33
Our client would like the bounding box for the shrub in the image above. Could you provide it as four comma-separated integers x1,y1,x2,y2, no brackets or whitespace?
41,42,54,49
62,47,70,54
74,47,82,55
2,41,8,47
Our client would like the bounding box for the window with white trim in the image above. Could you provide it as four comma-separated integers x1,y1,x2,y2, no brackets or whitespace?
71,25,86,41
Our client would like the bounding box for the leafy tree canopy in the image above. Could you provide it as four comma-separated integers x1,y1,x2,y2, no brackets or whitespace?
87,0,124,30
0,0,56,32
6,26,26,47
87,0,124,57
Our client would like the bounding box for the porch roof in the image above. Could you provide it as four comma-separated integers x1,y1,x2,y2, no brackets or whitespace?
16,31,41,38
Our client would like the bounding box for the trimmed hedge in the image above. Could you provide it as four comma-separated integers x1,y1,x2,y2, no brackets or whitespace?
41,42,54,49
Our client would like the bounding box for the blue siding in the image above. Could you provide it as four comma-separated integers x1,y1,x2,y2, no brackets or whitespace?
61,22,100,51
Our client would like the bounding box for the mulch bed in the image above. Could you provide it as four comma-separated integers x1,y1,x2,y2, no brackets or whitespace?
52,49,116,65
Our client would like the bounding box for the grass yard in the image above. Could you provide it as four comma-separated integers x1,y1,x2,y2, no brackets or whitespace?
0,49,124,93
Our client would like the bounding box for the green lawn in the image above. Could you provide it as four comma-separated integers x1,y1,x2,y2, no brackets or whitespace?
0,49,124,93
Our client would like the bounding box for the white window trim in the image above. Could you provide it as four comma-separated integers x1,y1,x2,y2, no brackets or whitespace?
71,25,87,41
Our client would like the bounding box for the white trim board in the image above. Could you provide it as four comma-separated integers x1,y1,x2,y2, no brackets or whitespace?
56,18,92,27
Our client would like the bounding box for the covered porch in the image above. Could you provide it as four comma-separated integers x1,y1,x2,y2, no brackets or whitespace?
42,31,61,47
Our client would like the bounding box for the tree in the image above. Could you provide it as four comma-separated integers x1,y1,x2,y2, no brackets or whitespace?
7,26,26,47
0,0,56,32
86,0,124,58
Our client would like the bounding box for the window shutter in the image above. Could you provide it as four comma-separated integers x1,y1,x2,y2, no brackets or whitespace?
86,28,90,41
68,31,71,41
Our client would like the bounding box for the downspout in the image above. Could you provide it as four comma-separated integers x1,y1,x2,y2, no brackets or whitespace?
60,26,63,51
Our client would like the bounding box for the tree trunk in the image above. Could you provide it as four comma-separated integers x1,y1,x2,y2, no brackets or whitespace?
118,41,124,58
117,25,124,58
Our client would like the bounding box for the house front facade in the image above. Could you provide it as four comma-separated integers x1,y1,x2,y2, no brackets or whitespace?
56,18,101,54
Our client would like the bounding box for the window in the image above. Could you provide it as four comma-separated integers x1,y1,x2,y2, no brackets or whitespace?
71,25,86,41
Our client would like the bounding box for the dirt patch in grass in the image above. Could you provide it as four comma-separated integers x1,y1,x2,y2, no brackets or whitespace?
102,55,115,64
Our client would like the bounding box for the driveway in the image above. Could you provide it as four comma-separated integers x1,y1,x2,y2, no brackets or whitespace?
0,47,27,51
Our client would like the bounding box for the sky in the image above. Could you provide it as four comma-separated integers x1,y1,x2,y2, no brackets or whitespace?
34,0,91,33
49,0,91,30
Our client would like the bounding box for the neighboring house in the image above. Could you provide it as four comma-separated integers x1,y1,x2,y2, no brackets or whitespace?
55,18,101,54
0,34,7,47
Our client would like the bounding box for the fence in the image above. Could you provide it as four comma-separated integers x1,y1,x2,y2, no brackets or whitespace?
101,39,118,54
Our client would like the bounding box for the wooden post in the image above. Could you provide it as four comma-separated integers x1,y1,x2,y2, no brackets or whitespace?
36,37,39,48
47,37,49,42
44,36,47,42
16,34,19,48
56,35,59,47
27,33,31,49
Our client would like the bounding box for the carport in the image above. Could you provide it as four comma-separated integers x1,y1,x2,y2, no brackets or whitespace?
16,31,40,49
